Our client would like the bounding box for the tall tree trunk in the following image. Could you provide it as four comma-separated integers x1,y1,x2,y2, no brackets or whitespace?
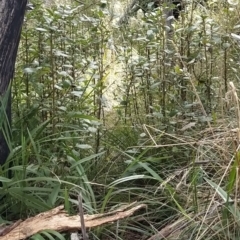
0,0,27,165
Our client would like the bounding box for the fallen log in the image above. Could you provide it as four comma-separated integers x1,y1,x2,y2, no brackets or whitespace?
0,202,146,240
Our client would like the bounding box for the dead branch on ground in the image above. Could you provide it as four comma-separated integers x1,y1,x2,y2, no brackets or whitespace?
0,202,146,240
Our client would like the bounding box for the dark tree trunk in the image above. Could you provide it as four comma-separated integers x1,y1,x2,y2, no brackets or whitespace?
0,0,27,165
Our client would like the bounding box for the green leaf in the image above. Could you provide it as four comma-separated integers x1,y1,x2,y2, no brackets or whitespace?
75,144,92,149
64,188,71,214
109,175,149,187
204,177,233,203
39,231,55,240
70,152,105,168
47,184,61,206
30,233,45,240
35,27,47,32
0,177,12,183
43,230,66,240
